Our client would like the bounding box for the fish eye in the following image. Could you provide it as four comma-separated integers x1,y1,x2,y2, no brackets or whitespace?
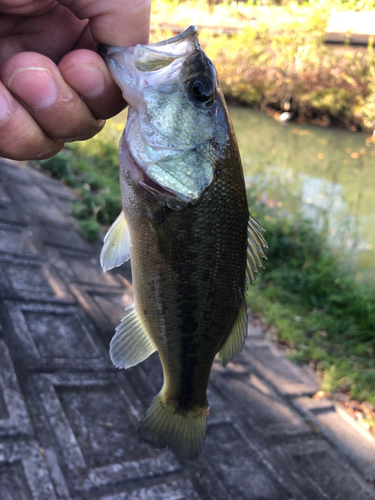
189,76,214,103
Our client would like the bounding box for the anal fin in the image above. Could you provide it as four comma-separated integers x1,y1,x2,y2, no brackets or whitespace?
219,299,247,367
100,211,131,272
110,305,156,369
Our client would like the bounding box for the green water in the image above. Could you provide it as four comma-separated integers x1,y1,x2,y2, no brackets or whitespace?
229,106,375,279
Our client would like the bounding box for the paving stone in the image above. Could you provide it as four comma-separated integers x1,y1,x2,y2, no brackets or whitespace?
293,396,375,482
32,175,77,202
120,355,164,412
27,201,68,224
0,200,27,225
193,422,293,500
31,373,180,495
241,339,319,397
42,221,93,252
272,440,375,500
0,266,9,300
69,284,133,336
0,253,73,303
0,388,7,419
0,182,11,204
0,181,27,225
0,340,33,438
11,182,51,203
0,441,57,500
87,289,133,327
26,165,56,183
247,322,264,339
100,479,201,500
33,176,77,215
211,366,312,442
3,302,110,370
0,160,32,182
48,247,122,288
0,222,36,255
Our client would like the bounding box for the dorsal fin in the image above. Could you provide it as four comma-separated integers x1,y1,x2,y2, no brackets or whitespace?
218,299,247,366
100,211,131,272
246,215,268,286
110,305,156,369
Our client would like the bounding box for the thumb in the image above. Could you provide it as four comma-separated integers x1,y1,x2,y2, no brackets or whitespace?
57,0,151,47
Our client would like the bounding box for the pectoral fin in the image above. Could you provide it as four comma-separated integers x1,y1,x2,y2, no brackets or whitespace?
219,299,247,367
110,305,156,369
100,211,131,272
246,215,268,285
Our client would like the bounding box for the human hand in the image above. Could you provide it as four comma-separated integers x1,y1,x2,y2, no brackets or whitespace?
0,0,150,160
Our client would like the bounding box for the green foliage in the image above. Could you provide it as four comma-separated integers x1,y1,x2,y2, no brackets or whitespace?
308,88,353,116
78,220,101,241
196,10,375,130
332,0,375,10
247,190,375,404
40,153,75,182
39,118,124,240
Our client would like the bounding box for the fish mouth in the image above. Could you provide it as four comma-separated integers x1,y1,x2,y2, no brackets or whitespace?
98,26,199,110
98,25,198,61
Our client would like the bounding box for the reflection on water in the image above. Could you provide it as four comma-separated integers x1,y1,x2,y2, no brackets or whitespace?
229,106,375,278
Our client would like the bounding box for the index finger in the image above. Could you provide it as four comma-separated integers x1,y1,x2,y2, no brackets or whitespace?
57,0,151,47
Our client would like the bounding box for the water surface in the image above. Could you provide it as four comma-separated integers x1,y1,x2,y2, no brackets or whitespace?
229,106,375,279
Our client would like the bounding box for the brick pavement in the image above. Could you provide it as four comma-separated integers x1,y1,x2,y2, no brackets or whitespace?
0,158,374,500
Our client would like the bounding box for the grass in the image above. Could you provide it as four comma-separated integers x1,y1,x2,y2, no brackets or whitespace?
38,117,124,240
246,188,375,417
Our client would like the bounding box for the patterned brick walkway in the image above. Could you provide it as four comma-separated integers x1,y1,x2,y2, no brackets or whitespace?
0,158,374,500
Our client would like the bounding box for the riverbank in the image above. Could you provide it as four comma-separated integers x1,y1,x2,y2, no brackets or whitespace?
151,1,375,131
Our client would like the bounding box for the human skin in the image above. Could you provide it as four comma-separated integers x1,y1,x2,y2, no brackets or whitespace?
0,0,151,160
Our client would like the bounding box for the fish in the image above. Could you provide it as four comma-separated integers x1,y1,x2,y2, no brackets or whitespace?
99,25,267,461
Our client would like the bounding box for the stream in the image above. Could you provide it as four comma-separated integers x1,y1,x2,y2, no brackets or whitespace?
229,106,375,282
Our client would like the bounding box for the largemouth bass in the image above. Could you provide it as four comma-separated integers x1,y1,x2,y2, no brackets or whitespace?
99,26,267,461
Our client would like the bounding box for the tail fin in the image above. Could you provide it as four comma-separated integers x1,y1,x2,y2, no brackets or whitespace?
138,391,207,462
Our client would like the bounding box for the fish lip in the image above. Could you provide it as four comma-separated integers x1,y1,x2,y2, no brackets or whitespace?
98,26,198,56
99,25,198,67
148,25,198,48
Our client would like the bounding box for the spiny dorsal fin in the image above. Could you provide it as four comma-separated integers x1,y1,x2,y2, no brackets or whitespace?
110,305,156,369
218,299,247,367
149,207,183,272
100,211,131,272
246,215,268,286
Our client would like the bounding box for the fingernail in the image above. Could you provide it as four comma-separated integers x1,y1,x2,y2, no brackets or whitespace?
6,67,58,111
0,92,9,123
65,64,106,100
